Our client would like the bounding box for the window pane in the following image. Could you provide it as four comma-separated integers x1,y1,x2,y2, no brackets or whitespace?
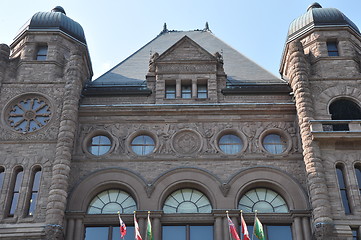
327,42,339,56
131,135,155,155
267,226,292,240
263,134,286,154
0,169,4,190
163,189,212,213
219,134,242,154
197,85,207,99
10,192,20,215
182,85,192,99
336,167,351,214
89,135,111,156
239,188,288,213
85,227,108,240
165,85,176,99
190,226,213,240
163,226,186,240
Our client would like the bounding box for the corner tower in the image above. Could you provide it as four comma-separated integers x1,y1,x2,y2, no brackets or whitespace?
0,7,92,240
281,3,361,240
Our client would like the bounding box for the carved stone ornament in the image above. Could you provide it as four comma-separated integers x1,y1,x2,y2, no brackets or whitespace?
5,94,52,133
172,130,202,155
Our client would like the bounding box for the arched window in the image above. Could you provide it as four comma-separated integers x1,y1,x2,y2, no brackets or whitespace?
329,99,361,131
163,188,212,213
26,167,42,216
8,167,24,216
355,165,361,195
336,165,351,214
87,189,137,214
0,167,4,191
238,188,288,213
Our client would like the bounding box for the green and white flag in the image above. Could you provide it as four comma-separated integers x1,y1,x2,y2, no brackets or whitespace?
254,217,265,240
146,212,153,240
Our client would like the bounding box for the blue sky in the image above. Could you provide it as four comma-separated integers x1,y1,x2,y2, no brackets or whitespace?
1,1,360,79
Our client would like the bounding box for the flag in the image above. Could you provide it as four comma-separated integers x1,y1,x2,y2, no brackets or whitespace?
134,213,143,240
254,217,265,240
227,214,241,240
146,212,153,240
240,214,250,240
118,213,127,239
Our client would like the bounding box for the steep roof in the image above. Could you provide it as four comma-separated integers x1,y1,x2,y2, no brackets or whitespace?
90,29,282,87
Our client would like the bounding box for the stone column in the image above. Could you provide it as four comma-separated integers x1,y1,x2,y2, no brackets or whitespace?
74,218,83,240
214,216,223,240
192,79,197,98
176,79,181,98
152,216,161,240
302,217,311,240
223,217,230,240
65,218,74,240
287,41,333,239
0,44,10,91
44,52,86,240
294,217,304,240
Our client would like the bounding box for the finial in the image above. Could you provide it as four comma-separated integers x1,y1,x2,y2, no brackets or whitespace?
226,210,229,213
307,2,322,11
204,22,211,32
117,211,120,214
240,210,243,213
52,6,66,15
160,23,168,34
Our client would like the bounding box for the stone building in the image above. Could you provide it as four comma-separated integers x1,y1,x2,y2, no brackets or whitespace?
0,2,361,240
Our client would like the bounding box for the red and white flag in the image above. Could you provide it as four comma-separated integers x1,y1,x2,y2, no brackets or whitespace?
227,213,241,240
118,213,127,239
240,213,250,240
134,213,143,240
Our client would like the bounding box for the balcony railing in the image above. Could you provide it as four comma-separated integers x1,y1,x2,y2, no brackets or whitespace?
309,120,361,139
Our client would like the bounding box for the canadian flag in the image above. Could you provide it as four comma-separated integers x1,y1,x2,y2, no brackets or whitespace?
118,213,127,239
240,214,250,240
134,213,143,240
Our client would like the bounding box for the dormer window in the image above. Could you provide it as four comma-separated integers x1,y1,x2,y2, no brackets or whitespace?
36,46,48,60
327,41,339,56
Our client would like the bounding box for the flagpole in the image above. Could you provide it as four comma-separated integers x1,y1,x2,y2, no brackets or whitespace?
240,210,243,240
252,210,257,240
226,211,232,240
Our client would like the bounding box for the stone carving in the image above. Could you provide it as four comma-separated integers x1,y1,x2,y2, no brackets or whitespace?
172,130,202,155
148,52,159,72
220,183,230,197
157,64,215,73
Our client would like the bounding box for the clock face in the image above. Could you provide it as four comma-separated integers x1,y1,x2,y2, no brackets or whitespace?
7,95,51,133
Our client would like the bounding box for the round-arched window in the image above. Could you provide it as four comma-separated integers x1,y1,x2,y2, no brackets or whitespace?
218,134,243,154
262,134,287,154
87,189,137,214
131,135,155,155
329,99,361,120
238,188,288,213
163,188,212,214
88,135,112,156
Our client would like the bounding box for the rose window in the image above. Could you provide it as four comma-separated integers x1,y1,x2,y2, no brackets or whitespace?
7,96,51,133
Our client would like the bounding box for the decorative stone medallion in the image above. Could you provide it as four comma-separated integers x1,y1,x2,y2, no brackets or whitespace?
5,95,52,133
172,130,202,155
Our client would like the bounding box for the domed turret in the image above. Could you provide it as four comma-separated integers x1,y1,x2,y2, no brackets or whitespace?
17,6,86,44
287,2,360,42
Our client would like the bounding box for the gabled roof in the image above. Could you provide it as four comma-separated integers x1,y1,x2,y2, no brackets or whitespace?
90,30,282,87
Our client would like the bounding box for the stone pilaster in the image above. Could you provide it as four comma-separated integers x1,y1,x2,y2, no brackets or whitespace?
0,44,10,91
287,41,334,239
45,51,85,240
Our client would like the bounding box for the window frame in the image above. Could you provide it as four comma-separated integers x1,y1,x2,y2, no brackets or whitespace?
7,167,24,217
218,134,243,155
130,134,156,156
181,84,192,99
36,45,48,60
336,164,351,214
326,41,339,56
25,167,42,217
88,135,112,156
260,130,290,155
